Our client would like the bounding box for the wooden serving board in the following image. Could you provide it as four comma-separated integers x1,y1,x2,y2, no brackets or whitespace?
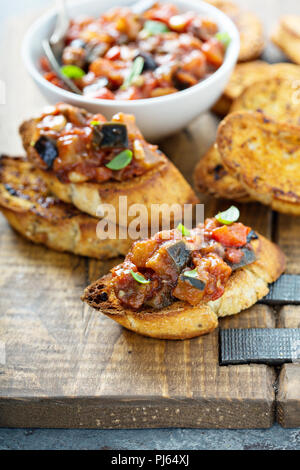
0,1,299,429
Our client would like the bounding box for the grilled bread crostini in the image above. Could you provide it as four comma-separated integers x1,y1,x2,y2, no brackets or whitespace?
197,77,300,201
271,16,300,65
205,1,264,62
82,209,285,340
212,61,300,116
217,112,300,215
230,77,300,126
194,144,251,202
0,156,132,259
20,103,198,222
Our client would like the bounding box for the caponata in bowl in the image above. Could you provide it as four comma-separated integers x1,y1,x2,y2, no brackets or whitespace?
40,1,229,100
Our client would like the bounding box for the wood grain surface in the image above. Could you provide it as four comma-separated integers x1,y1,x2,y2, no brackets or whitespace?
277,307,300,428
0,1,299,429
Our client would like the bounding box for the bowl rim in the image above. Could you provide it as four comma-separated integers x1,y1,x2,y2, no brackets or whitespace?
22,0,240,108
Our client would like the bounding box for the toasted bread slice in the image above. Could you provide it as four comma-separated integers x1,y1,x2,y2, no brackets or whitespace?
235,11,264,62
217,112,300,214
0,156,132,258
20,118,198,222
205,1,264,62
82,235,285,339
194,144,251,201
212,61,272,115
231,78,300,126
213,61,300,116
272,15,300,65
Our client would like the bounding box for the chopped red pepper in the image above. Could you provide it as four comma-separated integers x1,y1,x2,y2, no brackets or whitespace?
145,3,179,24
211,223,251,247
105,46,121,61
201,38,225,67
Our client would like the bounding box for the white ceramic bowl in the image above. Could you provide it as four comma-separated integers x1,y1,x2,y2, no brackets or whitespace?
22,0,239,141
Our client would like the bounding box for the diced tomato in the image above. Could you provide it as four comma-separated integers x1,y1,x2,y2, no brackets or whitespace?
105,46,121,60
144,3,179,24
201,38,225,67
87,87,115,100
211,223,251,247
129,239,160,267
169,13,193,32
172,277,205,305
225,247,245,264
115,86,142,100
44,72,65,89
89,113,107,123
182,50,206,79
201,18,219,35
204,217,220,232
40,56,51,73
94,166,114,182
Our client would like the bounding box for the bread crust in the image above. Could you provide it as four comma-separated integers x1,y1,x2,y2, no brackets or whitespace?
272,16,300,65
217,112,300,214
213,61,300,116
194,144,251,201
0,156,132,258
20,119,198,222
230,77,300,126
82,235,285,339
205,1,264,62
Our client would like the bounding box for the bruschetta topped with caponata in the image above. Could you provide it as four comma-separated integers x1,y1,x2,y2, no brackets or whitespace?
82,206,285,339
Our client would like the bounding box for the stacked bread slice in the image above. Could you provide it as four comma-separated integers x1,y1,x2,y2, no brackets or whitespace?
195,72,300,215
0,103,198,259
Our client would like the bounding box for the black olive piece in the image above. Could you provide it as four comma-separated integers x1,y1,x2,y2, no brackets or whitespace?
247,230,259,243
4,184,18,196
94,123,129,148
34,136,58,170
179,273,206,291
134,51,158,71
166,241,191,272
229,247,257,271
70,39,87,49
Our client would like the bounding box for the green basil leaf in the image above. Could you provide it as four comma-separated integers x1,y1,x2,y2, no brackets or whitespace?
130,270,150,284
176,223,191,237
215,206,240,225
105,150,133,170
61,65,86,79
143,20,170,35
121,56,144,90
90,120,101,126
215,31,231,48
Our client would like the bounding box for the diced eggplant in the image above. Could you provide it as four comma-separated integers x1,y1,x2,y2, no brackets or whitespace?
247,230,259,243
229,247,256,271
135,51,158,71
165,240,190,271
179,272,206,291
34,136,58,169
93,123,129,149
144,284,174,310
